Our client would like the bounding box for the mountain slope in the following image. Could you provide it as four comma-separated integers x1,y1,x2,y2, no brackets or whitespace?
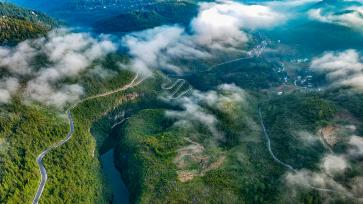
92,1,198,33
0,2,56,45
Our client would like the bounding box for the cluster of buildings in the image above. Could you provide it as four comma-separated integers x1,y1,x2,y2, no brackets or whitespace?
271,57,322,95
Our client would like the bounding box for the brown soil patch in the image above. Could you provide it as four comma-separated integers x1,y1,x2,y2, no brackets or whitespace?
177,170,198,182
174,142,204,169
175,138,226,182
201,155,226,175
319,126,340,146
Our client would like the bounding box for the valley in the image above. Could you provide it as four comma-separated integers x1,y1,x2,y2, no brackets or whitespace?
0,0,363,204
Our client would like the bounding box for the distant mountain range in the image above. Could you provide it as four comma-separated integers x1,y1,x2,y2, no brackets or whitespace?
6,0,187,11
5,0,200,33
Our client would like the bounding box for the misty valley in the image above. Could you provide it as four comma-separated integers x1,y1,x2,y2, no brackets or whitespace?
0,0,363,204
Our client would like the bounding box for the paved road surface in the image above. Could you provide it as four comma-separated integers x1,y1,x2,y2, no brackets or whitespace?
32,73,144,204
258,108,295,171
161,77,192,100
32,111,74,204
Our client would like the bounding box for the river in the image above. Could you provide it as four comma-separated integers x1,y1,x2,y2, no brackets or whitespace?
101,149,129,204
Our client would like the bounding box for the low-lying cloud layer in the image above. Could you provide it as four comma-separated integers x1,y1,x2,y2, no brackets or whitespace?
285,133,363,200
310,49,363,90
285,167,352,196
321,154,348,176
165,84,248,140
191,1,285,46
122,0,288,77
122,26,210,77
0,29,117,108
309,5,363,32
0,77,19,104
348,135,363,156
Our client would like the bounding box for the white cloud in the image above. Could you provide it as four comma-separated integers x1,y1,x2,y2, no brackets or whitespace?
192,84,247,113
89,65,117,79
284,139,363,199
308,6,363,32
0,77,19,104
0,89,11,104
310,49,363,90
165,84,248,140
0,41,37,75
266,0,322,8
285,157,353,200
124,26,183,76
321,154,348,175
25,79,84,109
285,169,350,194
0,77,19,94
0,29,117,109
122,26,212,77
122,0,286,76
348,135,363,156
42,31,116,78
166,95,223,139
295,131,319,144
191,1,285,46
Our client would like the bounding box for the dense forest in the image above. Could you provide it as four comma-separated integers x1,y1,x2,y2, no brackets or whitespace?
0,101,68,203
0,2,56,45
93,1,198,33
103,88,280,203
1,1,363,203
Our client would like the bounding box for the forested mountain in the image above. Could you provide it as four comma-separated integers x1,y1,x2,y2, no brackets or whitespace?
4,0,201,33
93,1,198,33
0,3,56,45
1,0,363,203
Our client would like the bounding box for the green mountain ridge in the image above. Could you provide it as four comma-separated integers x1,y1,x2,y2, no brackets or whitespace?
0,2,56,45
1,1,363,203
93,1,198,33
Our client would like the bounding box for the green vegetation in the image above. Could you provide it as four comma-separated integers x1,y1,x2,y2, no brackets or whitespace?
1,4,362,202
261,91,363,203
93,1,198,33
0,2,56,45
0,3,55,25
39,69,139,203
1,57,362,203
96,86,363,204
261,93,336,169
107,94,285,203
0,17,49,45
326,90,363,134
0,49,162,203
188,58,282,91
115,109,179,203
0,100,67,203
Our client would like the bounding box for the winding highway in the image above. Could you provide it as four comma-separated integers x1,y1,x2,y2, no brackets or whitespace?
160,77,192,100
258,108,295,171
32,111,74,204
158,43,266,98
171,87,192,99
161,79,184,90
32,73,144,204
